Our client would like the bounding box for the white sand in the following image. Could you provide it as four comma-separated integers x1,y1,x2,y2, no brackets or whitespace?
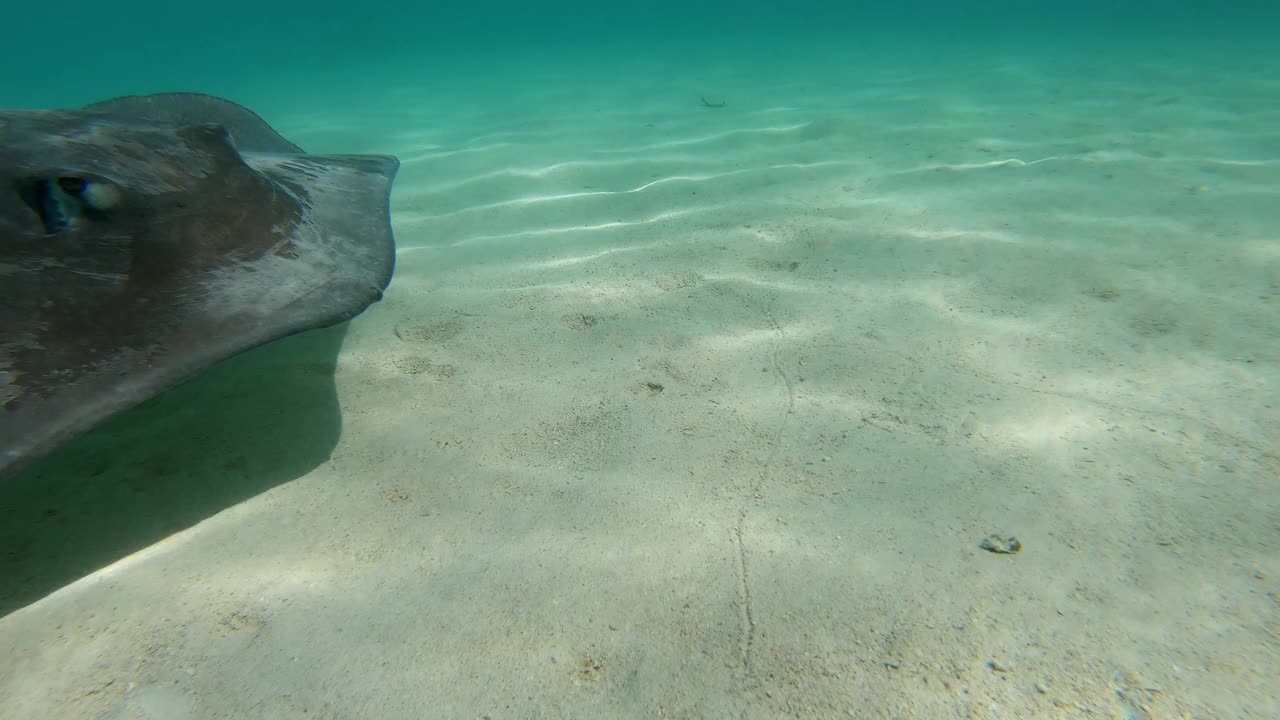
2,46,1278,719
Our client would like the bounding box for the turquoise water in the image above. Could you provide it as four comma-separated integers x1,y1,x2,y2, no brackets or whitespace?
3,2,1279,719
4,3,1278,108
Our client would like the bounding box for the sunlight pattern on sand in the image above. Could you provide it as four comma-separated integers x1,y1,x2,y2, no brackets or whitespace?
3,24,1279,720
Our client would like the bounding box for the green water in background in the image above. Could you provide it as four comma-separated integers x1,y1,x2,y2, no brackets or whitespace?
2,2,1276,111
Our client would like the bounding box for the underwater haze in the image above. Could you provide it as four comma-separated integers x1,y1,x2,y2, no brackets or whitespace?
4,2,1279,107
2,1,1278,719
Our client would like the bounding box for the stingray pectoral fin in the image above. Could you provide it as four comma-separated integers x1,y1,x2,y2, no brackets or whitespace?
0,94,399,479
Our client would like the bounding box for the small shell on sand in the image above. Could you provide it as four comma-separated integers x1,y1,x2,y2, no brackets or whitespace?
979,534,1022,554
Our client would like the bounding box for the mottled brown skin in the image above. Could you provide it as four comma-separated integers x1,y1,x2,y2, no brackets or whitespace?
0,93,399,478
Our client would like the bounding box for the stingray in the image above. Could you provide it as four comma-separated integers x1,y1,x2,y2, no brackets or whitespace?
0,92,398,479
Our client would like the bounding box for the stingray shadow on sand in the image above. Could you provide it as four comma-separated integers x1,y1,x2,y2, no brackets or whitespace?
0,92,399,615
0,322,349,616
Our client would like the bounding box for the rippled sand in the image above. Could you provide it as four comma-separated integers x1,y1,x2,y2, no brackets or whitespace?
3,43,1278,719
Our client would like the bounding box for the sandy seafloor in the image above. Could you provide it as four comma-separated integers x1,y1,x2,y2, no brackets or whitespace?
2,42,1278,719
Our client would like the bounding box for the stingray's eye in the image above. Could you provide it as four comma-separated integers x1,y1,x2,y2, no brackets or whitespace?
57,176,87,196
64,177,122,211
16,174,121,235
